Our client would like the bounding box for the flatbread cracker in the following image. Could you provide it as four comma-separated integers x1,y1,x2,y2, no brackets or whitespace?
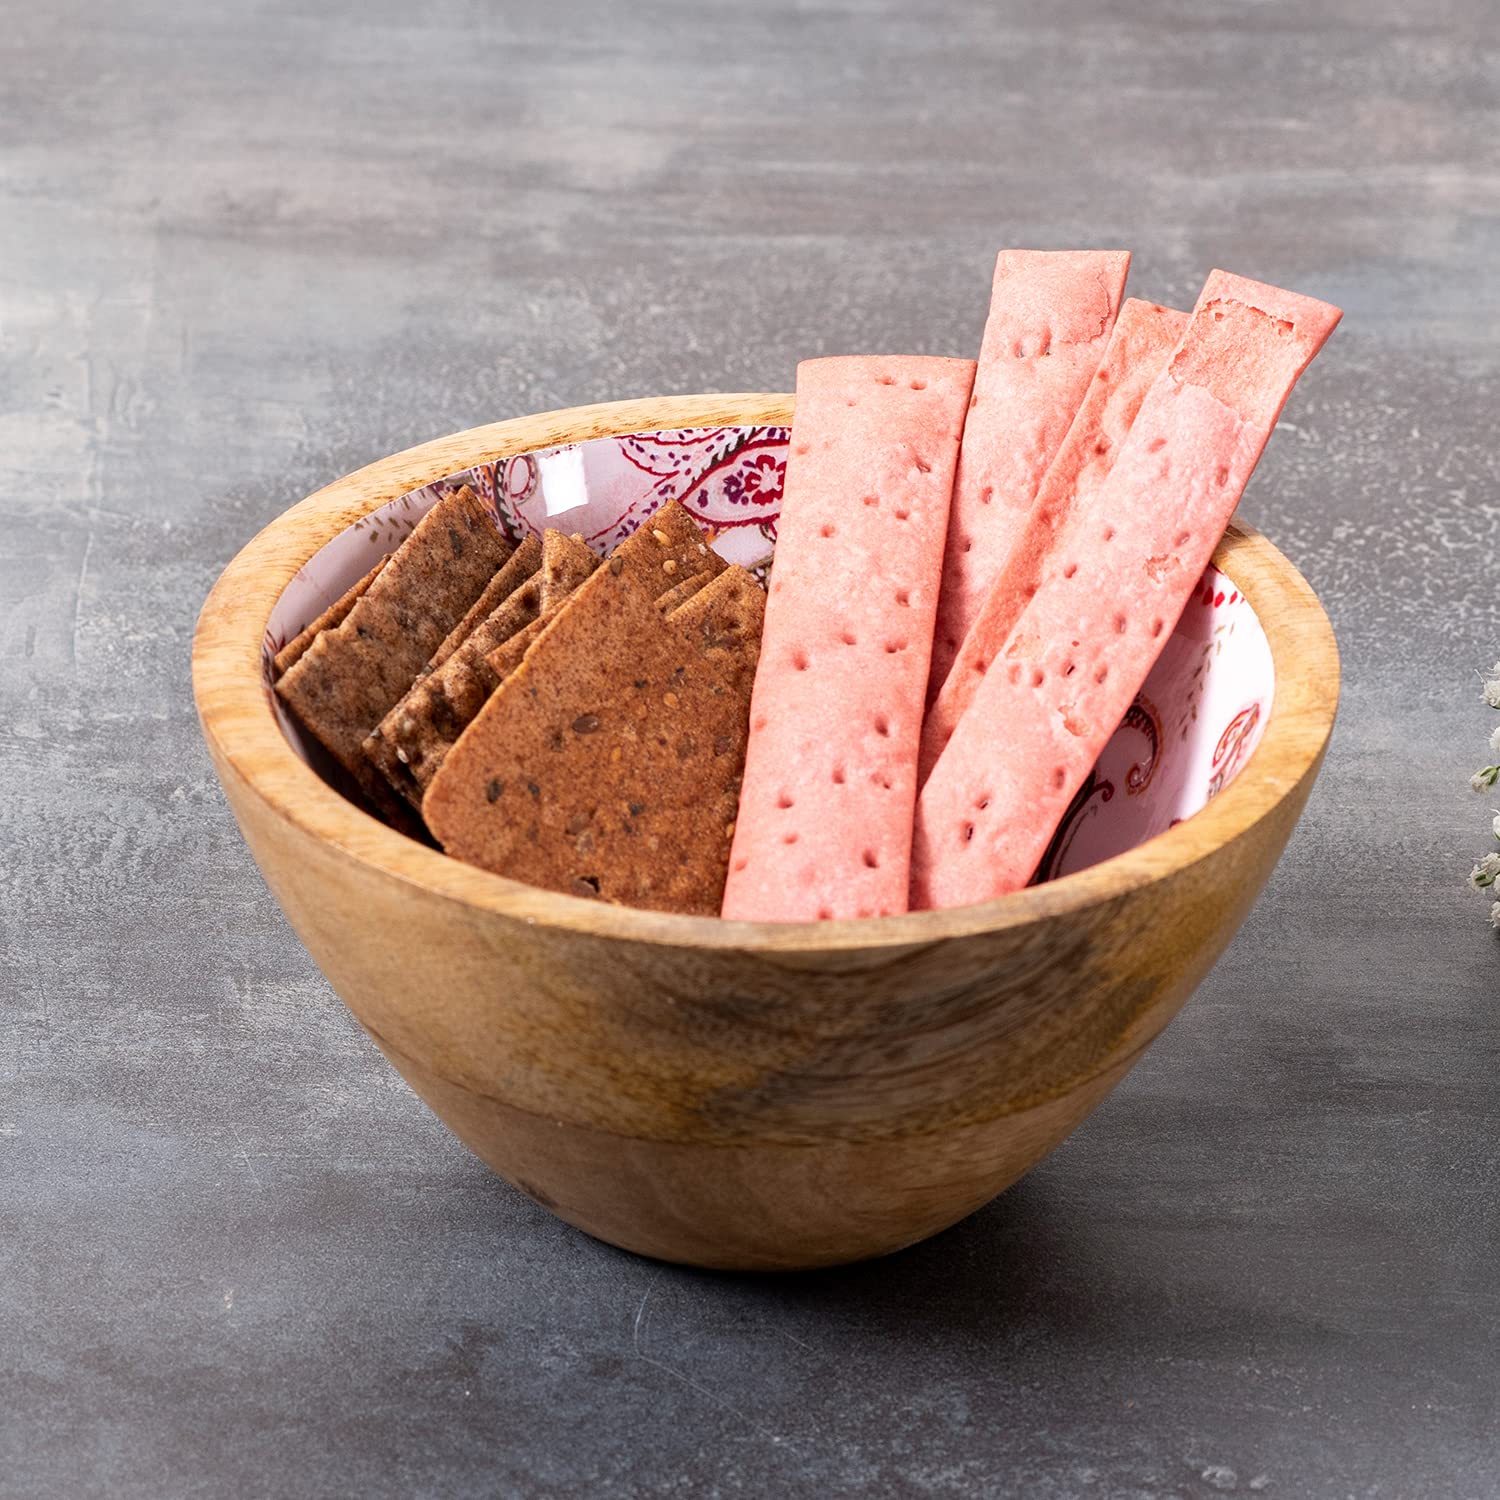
483,611,549,689
587,498,726,596
426,534,542,675
541,531,598,608
720,355,974,923
482,500,726,681
424,548,762,916
272,557,388,678
365,530,597,803
928,250,1130,700
654,573,711,615
912,271,1341,909
275,484,512,819
918,298,1188,784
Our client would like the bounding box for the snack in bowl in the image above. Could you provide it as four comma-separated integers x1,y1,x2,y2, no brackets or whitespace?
271,555,389,678
422,526,762,914
917,296,1189,783
264,258,1340,926
430,532,544,672
363,530,583,804
928,248,1131,697
196,369,1340,1267
911,270,1341,908
721,354,976,922
274,483,513,829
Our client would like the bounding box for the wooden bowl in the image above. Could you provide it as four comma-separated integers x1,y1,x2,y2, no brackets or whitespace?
192,394,1338,1271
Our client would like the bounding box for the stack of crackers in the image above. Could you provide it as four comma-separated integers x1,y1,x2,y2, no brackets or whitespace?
722,258,1341,921
274,487,764,915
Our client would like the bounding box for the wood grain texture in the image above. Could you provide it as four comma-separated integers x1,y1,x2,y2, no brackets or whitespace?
194,394,1338,1269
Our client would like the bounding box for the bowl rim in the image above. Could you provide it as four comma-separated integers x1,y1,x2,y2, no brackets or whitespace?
192,392,1339,953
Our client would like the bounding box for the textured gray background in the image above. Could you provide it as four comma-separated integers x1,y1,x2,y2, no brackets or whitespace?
3,1,1498,1496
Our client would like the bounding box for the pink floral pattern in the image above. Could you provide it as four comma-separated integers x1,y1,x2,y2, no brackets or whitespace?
483,426,788,564
265,426,1274,885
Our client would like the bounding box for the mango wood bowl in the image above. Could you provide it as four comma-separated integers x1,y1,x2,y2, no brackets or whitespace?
192,393,1338,1271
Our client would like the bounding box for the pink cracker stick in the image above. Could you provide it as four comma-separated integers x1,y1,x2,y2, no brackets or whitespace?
918,299,1189,786
911,271,1341,911
722,355,975,922
926,248,1130,702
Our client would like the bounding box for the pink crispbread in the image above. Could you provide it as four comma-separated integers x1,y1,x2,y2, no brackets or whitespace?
911,270,1341,910
721,354,976,921
926,249,1130,703
917,298,1188,785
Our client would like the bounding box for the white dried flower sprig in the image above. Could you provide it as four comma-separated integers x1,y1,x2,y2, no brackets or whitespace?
1473,661,1500,931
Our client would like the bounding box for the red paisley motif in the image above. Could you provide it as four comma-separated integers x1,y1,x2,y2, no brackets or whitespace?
675,438,787,530
1206,702,1262,800
501,454,539,505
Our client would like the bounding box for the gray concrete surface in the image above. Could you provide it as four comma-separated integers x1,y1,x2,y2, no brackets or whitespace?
3,1,1498,1495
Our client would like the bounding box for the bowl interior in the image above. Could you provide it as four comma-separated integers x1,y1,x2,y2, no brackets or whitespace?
262,423,1273,883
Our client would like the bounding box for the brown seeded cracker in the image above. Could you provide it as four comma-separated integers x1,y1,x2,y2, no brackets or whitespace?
274,484,512,823
628,500,727,589
363,530,598,804
426,534,541,674
483,500,726,680
483,612,549,692
653,572,711,615
542,532,598,609
273,557,390,679
424,548,764,916
665,563,767,641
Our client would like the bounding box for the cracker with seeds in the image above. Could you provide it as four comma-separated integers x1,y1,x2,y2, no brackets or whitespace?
479,538,715,700
424,554,763,916
483,500,725,682
540,531,598,608
426,534,542,675
274,484,512,819
654,572,712,615
364,530,598,804
272,557,389,678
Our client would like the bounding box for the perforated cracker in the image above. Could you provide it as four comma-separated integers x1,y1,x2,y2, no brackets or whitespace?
912,271,1341,909
919,298,1188,784
927,250,1130,701
720,355,975,922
